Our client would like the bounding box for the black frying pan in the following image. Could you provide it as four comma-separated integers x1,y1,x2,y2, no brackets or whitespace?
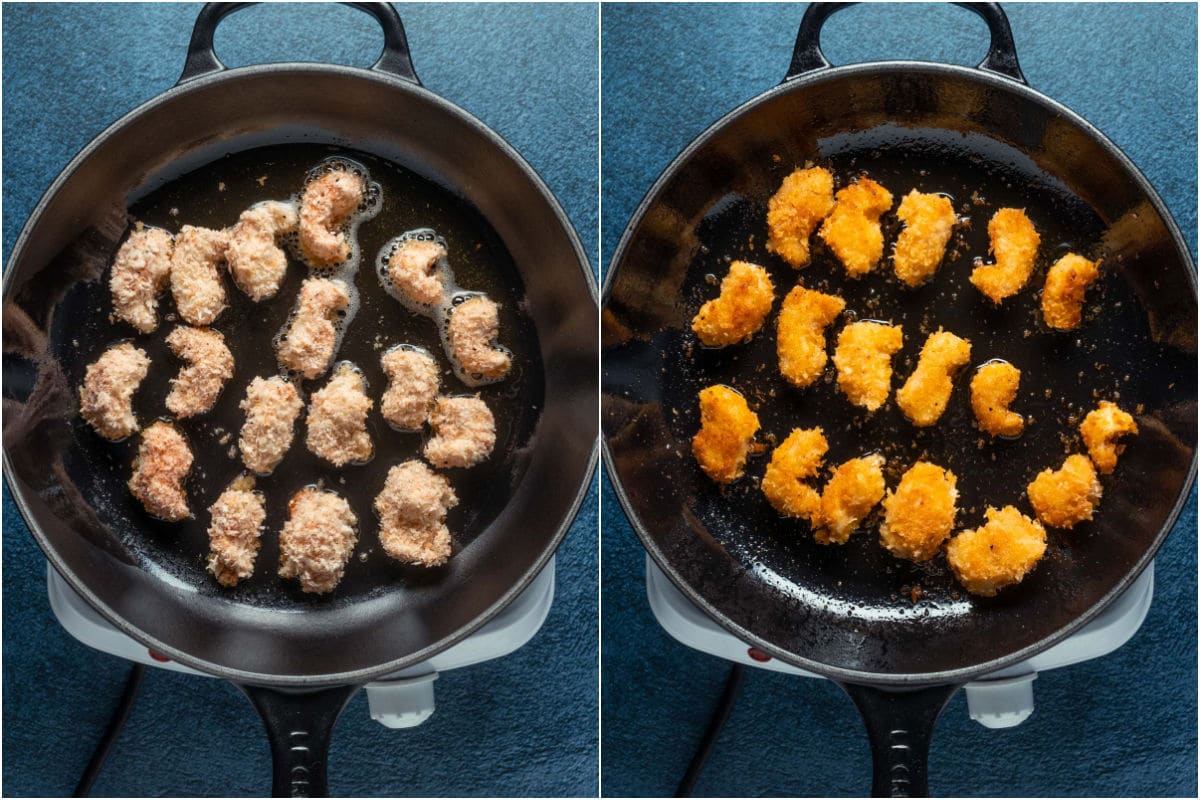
3,3,596,796
601,3,1196,795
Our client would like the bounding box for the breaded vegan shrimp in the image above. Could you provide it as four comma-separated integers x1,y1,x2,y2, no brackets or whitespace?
79,342,151,441
128,421,193,521
374,460,459,567
1079,400,1138,474
776,285,845,388
815,454,886,545
1027,453,1102,529
239,376,304,475
692,385,760,485
691,260,775,347
766,166,835,268
1042,253,1100,330
879,461,958,562
947,506,1046,597
298,168,365,267
424,396,496,468
388,238,448,307
760,427,827,523
206,476,266,587
447,296,511,383
306,364,373,467
170,225,230,326
970,208,1040,303
278,488,358,594
818,177,894,277
896,329,972,427
164,326,234,418
227,201,299,301
970,361,1024,438
380,347,440,430
109,227,174,333
833,321,904,412
277,278,350,380
893,190,956,287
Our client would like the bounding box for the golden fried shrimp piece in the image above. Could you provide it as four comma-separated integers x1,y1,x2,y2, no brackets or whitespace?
692,385,760,484
110,227,174,333
970,361,1024,437
227,201,299,301
969,208,1040,303
818,177,894,277
380,347,440,431
206,476,266,587
1041,253,1100,330
776,286,845,388
128,421,192,521
298,168,365,267
893,190,956,287
170,225,230,326
306,364,373,467
947,506,1046,597
760,428,828,523
1028,454,1102,529
277,278,350,379
424,396,496,469
833,321,904,412
879,461,958,562
691,261,775,347
896,329,972,427
815,454,886,545
446,296,511,383
278,488,358,594
1079,400,1138,474
79,342,151,441
766,166,835,268
164,326,234,419
374,460,459,567
239,376,304,475
388,239,448,307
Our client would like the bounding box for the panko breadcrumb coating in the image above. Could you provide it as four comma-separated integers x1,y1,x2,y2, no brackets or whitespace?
969,208,1040,303
278,278,350,379
206,477,266,587
766,166,835,268
1027,454,1102,529
170,225,230,326
110,227,174,333
896,329,972,427
128,421,192,521
879,461,958,562
79,342,151,441
424,396,496,468
1080,400,1138,474
947,506,1046,597
818,177,894,277
1042,253,1100,330
306,364,373,466
164,326,234,418
374,460,459,567
815,454,886,545
833,321,904,412
692,385,760,484
227,201,299,301
760,427,828,523
388,239,448,307
691,261,775,347
970,361,1024,437
298,168,365,267
239,376,304,475
446,296,511,383
893,190,956,287
278,488,357,594
381,347,440,430
776,285,845,388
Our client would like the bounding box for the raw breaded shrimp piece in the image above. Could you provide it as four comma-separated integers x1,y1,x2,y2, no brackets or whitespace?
79,342,151,441
164,326,234,418
206,477,266,587
760,427,828,523
388,238,448,307
833,321,904,412
424,396,496,469
691,261,775,347
110,227,174,333
969,208,1040,303
306,364,373,467
277,278,350,379
766,166,835,268
170,224,230,326
239,376,304,475
970,361,1024,437
879,461,958,562
815,454,886,545
818,177,894,277
374,460,459,567
298,168,365,267
278,488,358,594
1079,400,1138,474
1042,253,1100,330
128,421,192,521
446,296,512,383
947,506,1046,597
896,329,972,427
227,201,299,301
691,385,760,485
1027,454,1102,529
893,190,956,287
776,285,845,388
380,348,440,430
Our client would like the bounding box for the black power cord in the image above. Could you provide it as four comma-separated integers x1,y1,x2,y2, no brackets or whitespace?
73,663,146,797
675,664,745,798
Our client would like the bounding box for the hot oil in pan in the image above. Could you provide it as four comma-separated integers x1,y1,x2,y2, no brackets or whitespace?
53,144,543,608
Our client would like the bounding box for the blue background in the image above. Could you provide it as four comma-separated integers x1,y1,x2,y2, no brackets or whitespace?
2,3,597,797
601,3,1197,797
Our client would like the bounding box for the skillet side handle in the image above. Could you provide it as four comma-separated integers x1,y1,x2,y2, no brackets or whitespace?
838,682,960,798
236,683,360,798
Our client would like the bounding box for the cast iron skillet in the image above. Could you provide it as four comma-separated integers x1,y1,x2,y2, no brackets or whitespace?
2,3,597,796
602,3,1196,796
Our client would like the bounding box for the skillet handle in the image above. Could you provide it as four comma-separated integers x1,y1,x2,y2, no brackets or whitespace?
236,682,360,798
785,2,1027,85
838,682,961,797
178,2,421,86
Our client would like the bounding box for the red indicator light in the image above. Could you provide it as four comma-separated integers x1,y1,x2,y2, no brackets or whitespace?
747,647,771,663
148,650,170,663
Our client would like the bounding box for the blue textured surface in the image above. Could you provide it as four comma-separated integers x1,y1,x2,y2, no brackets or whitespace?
601,3,1196,797
2,3,597,797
